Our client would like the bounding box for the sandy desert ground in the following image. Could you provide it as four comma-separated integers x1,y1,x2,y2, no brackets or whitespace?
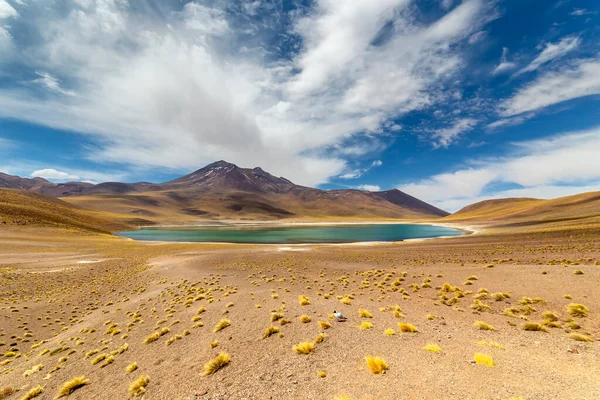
0,222,599,400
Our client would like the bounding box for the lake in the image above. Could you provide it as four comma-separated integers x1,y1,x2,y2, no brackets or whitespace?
115,223,464,244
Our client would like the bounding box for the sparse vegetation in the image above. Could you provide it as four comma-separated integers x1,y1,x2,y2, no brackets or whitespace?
128,375,150,396
423,344,442,353
474,353,495,367
213,319,231,333
568,333,594,342
263,326,280,339
203,352,231,375
56,376,90,398
365,356,388,374
567,303,589,318
20,386,42,400
293,342,315,354
474,321,496,331
398,323,417,333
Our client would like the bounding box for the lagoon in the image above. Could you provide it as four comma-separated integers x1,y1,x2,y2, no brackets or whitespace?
115,223,464,244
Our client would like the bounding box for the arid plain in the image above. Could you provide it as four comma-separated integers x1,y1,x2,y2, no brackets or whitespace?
1,189,599,400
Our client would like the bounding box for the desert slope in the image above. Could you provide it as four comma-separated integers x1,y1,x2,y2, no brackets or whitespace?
0,188,132,233
444,191,600,229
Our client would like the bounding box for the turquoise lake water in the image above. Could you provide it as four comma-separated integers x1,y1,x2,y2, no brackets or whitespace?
115,224,464,244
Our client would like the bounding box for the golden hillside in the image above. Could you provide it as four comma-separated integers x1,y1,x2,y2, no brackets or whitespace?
444,191,600,229
0,189,132,233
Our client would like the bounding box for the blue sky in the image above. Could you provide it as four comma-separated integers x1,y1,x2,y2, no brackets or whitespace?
0,0,599,211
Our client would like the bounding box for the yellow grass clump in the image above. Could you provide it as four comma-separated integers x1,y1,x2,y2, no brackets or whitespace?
423,344,442,353
299,295,310,306
20,386,42,400
293,342,315,354
568,333,594,342
213,319,231,333
263,326,280,339
384,328,395,336
398,323,417,333
126,362,138,373
143,327,170,344
203,352,231,375
317,371,326,377
210,340,219,348
56,376,90,398
521,322,548,332
128,375,150,396
23,363,44,377
299,315,311,323
365,356,388,374
358,309,373,318
315,333,326,344
318,321,332,330
474,321,496,331
567,303,589,318
359,321,373,330
474,353,495,367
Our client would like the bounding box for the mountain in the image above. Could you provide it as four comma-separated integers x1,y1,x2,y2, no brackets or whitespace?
0,161,447,223
444,191,600,229
0,172,54,191
0,188,132,233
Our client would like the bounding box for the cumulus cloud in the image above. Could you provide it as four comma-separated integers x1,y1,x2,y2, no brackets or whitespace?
399,128,600,211
0,1,17,19
0,0,498,186
516,36,580,75
31,168,80,181
500,59,600,116
357,184,381,192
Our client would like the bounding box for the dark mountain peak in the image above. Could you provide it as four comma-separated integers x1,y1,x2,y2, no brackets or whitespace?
205,160,237,170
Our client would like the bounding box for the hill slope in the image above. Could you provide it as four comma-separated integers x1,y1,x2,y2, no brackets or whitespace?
444,191,600,229
0,189,132,233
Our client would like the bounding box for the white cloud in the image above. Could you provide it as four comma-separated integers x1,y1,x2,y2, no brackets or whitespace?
500,58,600,116
0,0,17,19
358,184,381,192
570,8,596,16
492,47,516,75
432,118,478,148
516,36,580,75
399,127,600,211
0,0,497,186
486,113,533,130
371,160,383,167
31,72,76,96
31,168,80,181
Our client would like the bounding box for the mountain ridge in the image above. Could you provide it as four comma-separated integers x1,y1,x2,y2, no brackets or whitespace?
0,161,449,222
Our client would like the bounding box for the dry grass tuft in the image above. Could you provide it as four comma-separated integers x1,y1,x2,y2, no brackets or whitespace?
317,371,326,378
358,309,373,318
128,375,150,396
126,362,138,373
359,321,373,330
567,303,589,318
384,328,395,336
262,326,280,339
568,333,594,342
23,363,44,377
318,321,332,330
315,333,326,344
203,353,231,375
299,315,311,323
423,344,442,353
364,356,388,374
474,353,495,367
143,327,170,344
521,322,548,332
299,295,310,306
20,386,42,400
398,323,417,333
293,342,315,354
474,321,496,331
213,319,231,333
56,376,90,398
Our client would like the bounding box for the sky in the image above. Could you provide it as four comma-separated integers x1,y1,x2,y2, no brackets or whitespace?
0,0,599,211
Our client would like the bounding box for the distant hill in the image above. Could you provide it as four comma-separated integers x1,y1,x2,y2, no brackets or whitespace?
444,191,600,229
0,189,132,233
0,161,448,223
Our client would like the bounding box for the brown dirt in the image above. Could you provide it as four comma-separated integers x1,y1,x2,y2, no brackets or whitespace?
0,224,599,400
